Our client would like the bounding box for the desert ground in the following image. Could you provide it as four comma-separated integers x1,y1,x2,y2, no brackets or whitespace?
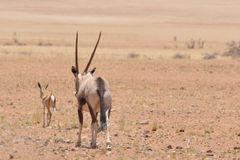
0,0,240,159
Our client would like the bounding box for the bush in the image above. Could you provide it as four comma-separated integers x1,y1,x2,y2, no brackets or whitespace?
128,52,139,58
203,53,217,60
186,39,205,49
186,39,195,49
223,41,240,58
197,39,205,49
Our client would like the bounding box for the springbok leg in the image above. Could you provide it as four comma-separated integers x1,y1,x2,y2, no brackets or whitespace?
43,106,45,127
47,108,52,126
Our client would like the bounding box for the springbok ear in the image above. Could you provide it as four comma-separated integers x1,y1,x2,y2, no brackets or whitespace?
90,67,96,74
45,83,49,89
71,66,78,75
37,82,41,89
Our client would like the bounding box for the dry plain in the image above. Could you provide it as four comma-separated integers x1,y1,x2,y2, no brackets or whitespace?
0,0,240,159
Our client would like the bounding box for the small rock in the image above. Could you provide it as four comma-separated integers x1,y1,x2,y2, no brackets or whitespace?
237,133,240,137
43,139,50,146
180,87,185,90
64,139,72,144
234,147,240,150
167,145,173,149
206,153,214,157
9,154,14,159
139,121,149,125
179,129,185,132
54,138,73,144
176,146,183,149
206,150,214,156
127,134,132,137
144,134,150,138
114,133,118,137
152,127,157,132
143,130,151,138
206,150,212,153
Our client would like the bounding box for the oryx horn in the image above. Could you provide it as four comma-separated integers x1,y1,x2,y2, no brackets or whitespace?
84,32,102,73
75,32,79,74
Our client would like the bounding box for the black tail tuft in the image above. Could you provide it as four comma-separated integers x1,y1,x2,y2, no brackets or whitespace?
96,77,107,131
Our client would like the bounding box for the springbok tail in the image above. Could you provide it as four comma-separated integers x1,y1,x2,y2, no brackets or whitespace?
96,77,107,131
53,97,57,112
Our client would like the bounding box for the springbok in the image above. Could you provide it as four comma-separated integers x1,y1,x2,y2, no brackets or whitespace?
71,32,112,150
37,82,56,127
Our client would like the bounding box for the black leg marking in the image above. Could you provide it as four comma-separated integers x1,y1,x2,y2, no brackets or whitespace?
86,101,97,149
86,101,97,123
76,98,86,147
78,98,86,124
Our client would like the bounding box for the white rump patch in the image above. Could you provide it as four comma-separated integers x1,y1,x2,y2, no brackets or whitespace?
51,95,55,101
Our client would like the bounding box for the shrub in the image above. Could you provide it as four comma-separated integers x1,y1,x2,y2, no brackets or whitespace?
203,53,218,60
128,52,139,58
173,53,190,59
197,39,205,49
186,39,195,49
223,41,240,58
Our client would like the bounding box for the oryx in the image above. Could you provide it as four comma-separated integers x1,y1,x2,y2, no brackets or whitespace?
71,32,112,150
37,82,56,127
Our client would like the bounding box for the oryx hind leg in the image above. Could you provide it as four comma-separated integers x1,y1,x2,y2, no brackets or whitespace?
87,102,98,149
105,109,111,150
76,99,85,147
96,112,100,133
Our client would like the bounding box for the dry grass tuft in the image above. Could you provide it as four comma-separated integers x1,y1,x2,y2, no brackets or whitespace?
128,52,140,59
32,112,41,124
38,41,53,46
203,53,218,60
173,53,190,59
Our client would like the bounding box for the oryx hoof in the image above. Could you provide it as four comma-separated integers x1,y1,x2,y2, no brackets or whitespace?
97,124,107,133
75,141,81,147
106,142,111,151
97,127,102,133
90,142,97,149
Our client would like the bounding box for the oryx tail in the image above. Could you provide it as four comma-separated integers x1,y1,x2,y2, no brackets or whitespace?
96,77,107,130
